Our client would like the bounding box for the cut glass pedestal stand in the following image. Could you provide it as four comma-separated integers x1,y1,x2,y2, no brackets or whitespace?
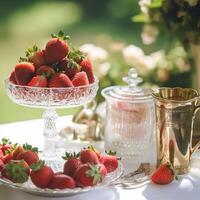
5,79,99,171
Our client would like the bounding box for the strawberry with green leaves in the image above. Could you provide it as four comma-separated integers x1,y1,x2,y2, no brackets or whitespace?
99,150,118,173
80,148,100,165
30,160,54,188
59,58,80,80
4,160,30,183
74,163,104,187
45,31,70,64
16,143,39,166
151,164,177,185
36,65,55,79
62,152,81,177
48,174,75,189
25,45,46,68
0,138,13,155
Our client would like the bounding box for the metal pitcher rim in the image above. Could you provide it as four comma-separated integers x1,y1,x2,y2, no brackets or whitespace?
152,87,199,103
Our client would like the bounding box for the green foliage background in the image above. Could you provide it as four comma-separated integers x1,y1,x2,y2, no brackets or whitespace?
0,0,192,123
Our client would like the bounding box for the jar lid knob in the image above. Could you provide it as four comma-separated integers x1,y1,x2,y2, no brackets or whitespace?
122,68,142,92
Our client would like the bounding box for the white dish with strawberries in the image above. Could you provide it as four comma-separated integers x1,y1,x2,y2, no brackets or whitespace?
0,139,123,197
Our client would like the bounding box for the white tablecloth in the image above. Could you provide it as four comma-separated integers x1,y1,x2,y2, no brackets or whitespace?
1,117,200,200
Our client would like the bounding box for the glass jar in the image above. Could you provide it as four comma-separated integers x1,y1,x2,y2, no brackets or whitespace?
102,68,155,157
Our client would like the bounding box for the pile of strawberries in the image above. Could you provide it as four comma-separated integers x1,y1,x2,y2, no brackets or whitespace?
9,31,95,88
0,139,119,189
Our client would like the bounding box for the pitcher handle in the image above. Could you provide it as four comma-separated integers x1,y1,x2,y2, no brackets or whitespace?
191,100,200,154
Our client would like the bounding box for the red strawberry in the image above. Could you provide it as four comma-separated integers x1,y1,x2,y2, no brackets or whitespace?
74,163,103,187
151,164,176,185
9,71,17,84
27,75,47,87
45,31,69,64
26,45,46,68
87,145,102,159
59,58,80,80
99,151,118,173
14,62,35,85
62,152,82,177
80,59,95,84
16,143,39,166
30,160,54,188
0,149,3,159
4,160,30,183
1,167,10,179
48,73,73,88
72,72,89,87
48,174,75,189
2,153,13,164
98,163,107,178
0,138,12,155
36,65,55,79
0,160,5,172
13,146,24,160
80,149,99,165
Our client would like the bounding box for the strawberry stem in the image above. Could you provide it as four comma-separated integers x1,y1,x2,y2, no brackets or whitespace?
51,30,70,41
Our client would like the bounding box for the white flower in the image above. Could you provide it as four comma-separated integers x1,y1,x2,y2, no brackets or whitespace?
95,62,111,79
123,45,145,64
80,44,108,62
139,0,151,13
123,45,157,75
141,24,159,45
185,0,199,6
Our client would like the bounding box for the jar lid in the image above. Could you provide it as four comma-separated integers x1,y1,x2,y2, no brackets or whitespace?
102,68,152,102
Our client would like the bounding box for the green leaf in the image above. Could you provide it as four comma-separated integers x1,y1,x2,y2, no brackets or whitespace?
132,14,150,23
149,0,163,8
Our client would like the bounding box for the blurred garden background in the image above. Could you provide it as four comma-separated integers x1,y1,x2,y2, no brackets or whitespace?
0,0,199,123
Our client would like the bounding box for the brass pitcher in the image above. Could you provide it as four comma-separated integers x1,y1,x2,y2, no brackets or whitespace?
152,87,200,174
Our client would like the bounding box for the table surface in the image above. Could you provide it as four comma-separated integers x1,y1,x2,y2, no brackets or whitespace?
1,117,200,200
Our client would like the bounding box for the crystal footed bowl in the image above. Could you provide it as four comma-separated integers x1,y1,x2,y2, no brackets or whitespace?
5,79,99,171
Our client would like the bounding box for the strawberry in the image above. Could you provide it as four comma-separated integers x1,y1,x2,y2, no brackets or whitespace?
2,153,14,164
0,160,5,172
48,174,75,189
72,72,89,87
4,160,30,183
87,145,102,159
27,75,47,87
48,73,73,88
80,58,95,84
45,31,70,64
62,152,81,177
98,163,107,178
25,45,46,68
36,65,55,79
0,149,3,159
9,71,17,84
1,167,10,179
151,164,176,185
14,62,35,85
16,143,39,166
59,58,80,80
74,163,103,187
80,148,100,165
99,151,118,173
0,138,12,155
30,160,54,188
13,146,24,160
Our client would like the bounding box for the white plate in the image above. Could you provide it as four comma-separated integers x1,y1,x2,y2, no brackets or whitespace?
0,162,123,197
